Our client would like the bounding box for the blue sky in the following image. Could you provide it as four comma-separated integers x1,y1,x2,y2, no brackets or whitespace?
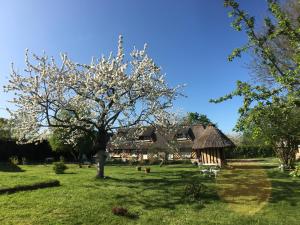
0,0,269,133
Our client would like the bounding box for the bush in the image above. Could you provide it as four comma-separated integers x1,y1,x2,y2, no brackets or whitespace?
145,167,151,173
183,182,207,203
136,166,141,171
53,162,67,174
290,166,300,177
9,156,19,165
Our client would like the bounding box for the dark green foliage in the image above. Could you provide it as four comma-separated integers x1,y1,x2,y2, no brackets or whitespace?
48,122,95,162
144,167,151,173
0,139,54,162
136,166,141,171
183,182,208,203
184,112,215,126
53,162,67,174
0,180,60,195
226,146,275,159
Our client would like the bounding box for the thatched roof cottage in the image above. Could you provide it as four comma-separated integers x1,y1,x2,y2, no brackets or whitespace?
108,124,234,166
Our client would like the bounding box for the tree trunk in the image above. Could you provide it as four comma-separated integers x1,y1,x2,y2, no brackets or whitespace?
275,139,298,170
94,130,110,179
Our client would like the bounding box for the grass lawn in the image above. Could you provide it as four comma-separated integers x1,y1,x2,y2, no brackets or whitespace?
0,159,299,225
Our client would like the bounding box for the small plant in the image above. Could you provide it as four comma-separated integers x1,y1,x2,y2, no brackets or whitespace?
112,206,128,216
9,156,19,165
21,157,27,165
183,182,207,203
53,162,67,174
136,166,141,171
290,166,300,177
145,167,150,173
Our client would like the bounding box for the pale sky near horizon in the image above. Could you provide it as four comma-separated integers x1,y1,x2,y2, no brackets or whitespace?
0,0,268,133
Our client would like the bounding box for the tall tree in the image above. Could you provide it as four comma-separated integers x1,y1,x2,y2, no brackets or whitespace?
211,0,300,168
4,36,182,178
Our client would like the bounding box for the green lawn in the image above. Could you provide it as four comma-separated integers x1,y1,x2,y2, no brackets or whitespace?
0,159,299,225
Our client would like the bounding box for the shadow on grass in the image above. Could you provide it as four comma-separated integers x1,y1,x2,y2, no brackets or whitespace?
267,170,300,206
0,163,24,172
95,170,219,211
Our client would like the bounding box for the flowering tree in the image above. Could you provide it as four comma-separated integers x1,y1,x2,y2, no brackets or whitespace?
4,36,182,178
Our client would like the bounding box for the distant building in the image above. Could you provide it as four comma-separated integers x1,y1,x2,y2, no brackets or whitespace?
108,124,235,166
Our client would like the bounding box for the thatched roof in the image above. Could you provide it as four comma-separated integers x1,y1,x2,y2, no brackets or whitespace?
192,125,235,149
191,124,205,140
109,124,232,151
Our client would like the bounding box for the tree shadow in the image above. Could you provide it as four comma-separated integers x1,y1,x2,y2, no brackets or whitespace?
267,171,300,206
0,163,24,172
95,169,219,211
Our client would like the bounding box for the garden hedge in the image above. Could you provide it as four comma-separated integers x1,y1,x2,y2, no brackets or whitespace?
0,180,60,194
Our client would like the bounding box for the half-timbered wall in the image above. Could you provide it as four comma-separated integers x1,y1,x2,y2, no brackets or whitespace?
198,148,223,166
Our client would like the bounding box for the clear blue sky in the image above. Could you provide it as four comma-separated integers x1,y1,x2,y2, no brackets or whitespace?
0,0,268,133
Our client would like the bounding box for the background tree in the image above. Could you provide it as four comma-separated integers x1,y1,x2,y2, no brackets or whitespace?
48,127,94,163
0,118,12,140
241,100,300,167
4,36,182,178
184,112,214,126
211,0,300,168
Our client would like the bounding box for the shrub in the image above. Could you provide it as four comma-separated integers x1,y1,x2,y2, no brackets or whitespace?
183,182,207,203
9,156,19,165
53,162,67,174
290,166,300,177
136,166,141,171
145,167,151,173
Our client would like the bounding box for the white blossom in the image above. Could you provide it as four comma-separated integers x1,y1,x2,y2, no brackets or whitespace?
4,36,183,146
